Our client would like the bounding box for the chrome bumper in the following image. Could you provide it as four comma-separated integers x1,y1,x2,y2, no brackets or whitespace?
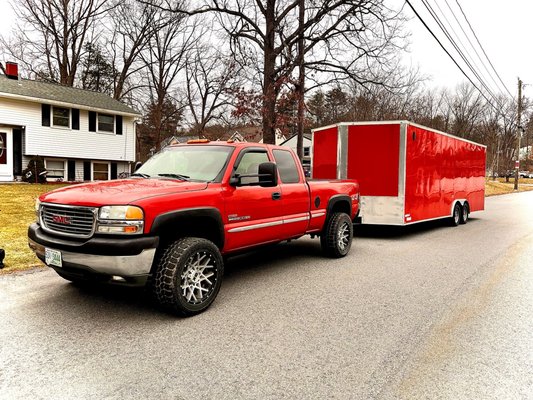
28,238,156,277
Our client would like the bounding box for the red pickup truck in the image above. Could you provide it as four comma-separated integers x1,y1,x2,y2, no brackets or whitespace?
28,141,359,316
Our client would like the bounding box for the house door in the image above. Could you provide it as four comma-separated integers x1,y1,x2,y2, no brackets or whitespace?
0,129,13,181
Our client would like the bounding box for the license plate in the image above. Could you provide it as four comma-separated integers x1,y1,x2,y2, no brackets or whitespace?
45,248,62,268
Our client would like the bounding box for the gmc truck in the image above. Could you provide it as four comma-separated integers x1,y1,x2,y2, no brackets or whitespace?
28,141,359,316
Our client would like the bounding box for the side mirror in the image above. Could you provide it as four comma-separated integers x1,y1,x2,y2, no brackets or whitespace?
258,162,278,187
134,161,143,171
230,162,278,187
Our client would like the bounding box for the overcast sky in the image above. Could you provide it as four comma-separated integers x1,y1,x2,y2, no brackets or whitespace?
0,0,530,100
400,0,532,98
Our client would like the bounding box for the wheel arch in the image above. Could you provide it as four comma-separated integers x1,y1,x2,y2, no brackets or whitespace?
150,207,225,250
326,195,352,219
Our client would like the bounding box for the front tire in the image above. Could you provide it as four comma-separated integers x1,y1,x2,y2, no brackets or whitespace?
153,237,224,316
320,212,353,258
450,203,461,226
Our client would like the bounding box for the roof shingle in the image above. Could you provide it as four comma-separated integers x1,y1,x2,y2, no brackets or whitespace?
0,75,139,116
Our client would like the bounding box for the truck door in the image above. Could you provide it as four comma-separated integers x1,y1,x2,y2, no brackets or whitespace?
224,148,282,250
272,149,310,238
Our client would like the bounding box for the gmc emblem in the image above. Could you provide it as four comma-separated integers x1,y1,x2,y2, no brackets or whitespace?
52,215,71,225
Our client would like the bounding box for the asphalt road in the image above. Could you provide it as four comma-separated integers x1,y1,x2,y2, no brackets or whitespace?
1,192,532,400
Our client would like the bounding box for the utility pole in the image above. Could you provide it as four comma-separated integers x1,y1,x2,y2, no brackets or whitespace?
514,78,523,190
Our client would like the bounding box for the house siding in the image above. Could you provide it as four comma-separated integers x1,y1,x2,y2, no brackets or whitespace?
0,97,136,162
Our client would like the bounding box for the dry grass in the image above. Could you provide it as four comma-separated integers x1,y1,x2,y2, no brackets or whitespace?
0,183,68,274
1,178,532,274
485,178,533,196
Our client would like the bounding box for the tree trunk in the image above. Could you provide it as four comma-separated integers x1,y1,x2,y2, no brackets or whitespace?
262,0,276,145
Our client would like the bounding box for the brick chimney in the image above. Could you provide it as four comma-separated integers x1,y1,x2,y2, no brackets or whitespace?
5,61,19,80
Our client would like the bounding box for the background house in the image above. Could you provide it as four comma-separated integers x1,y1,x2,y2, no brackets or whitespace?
280,133,312,175
0,62,140,182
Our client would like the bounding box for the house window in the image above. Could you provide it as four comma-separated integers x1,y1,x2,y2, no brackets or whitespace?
98,113,115,133
303,147,310,157
52,107,70,128
45,159,66,180
93,162,109,181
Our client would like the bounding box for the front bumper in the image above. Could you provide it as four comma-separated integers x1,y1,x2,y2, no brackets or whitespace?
28,223,159,279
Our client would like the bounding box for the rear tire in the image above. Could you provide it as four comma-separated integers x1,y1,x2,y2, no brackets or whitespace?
153,237,224,317
460,202,469,224
450,203,461,226
320,212,353,258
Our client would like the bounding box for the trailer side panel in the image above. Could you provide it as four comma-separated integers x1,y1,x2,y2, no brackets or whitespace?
405,124,485,223
312,126,338,179
347,123,401,196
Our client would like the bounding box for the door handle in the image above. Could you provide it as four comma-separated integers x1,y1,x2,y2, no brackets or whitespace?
272,192,281,200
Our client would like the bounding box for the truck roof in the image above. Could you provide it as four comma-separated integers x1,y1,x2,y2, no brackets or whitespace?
168,140,289,151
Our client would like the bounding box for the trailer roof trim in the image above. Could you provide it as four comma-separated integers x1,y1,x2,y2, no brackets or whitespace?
311,121,487,149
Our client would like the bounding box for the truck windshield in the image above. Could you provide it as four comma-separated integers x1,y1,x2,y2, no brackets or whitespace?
135,145,233,182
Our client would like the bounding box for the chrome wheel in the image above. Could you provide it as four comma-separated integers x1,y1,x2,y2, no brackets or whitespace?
180,251,218,305
337,221,351,251
154,237,224,316
321,212,353,258
454,206,460,224
450,203,461,226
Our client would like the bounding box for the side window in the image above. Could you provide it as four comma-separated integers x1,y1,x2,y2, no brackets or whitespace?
235,151,269,184
273,149,300,183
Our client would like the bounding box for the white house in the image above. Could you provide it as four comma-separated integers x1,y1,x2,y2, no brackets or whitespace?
280,133,313,175
0,62,140,182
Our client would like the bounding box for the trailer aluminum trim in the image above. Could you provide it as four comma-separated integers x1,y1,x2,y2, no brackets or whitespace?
311,120,487,149
337,124,348,179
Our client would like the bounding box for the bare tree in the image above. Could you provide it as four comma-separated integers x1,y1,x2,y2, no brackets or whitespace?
106,0,164,100
1,0,111,84
162,0,406,146
184,44,241,135
139,4,194,152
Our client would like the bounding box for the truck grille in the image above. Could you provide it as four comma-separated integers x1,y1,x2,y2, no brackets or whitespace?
41,204,97,238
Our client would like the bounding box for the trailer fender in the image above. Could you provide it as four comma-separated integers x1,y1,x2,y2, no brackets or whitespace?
450,199,467,216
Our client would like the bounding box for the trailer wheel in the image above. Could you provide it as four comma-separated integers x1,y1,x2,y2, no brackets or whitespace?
460,202,469,224
450,203,461,226
321,212,353,258
153,237,224,317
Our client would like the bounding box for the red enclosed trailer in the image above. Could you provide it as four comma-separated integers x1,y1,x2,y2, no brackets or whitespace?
312,121,486,226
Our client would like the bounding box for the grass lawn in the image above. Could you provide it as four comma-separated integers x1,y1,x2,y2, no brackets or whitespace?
0,183,69,274
485,177,533,196
1,178,533,274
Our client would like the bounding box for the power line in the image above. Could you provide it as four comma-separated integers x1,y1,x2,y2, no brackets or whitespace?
442,0,505,97
404,0,500,112
454,0,514,99
419,0,503,109
405,0,504,114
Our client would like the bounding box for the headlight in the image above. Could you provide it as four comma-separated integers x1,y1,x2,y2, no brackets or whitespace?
97,205,144,234
99,205,144,220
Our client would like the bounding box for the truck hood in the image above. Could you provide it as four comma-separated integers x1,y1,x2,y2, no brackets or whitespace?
40,179,208,207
